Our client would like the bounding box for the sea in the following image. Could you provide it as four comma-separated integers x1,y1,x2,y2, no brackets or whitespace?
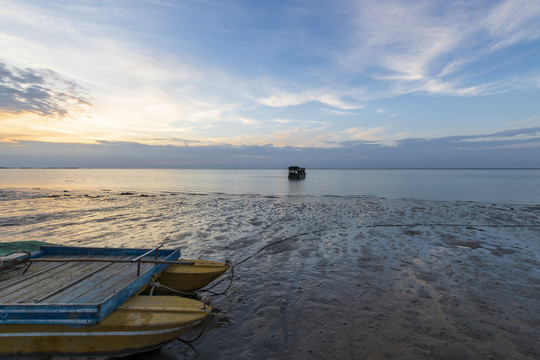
1,168,539,205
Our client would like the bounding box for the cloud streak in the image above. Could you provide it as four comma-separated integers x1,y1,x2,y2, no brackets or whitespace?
343,0,540,96
0,0,539,163
1,127,538,169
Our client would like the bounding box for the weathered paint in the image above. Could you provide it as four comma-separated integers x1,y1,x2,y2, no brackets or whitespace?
0,296,211,358
155,259,230,293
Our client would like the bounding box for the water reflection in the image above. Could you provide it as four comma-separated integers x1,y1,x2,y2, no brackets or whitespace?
287,178,306,195
0,168,539,204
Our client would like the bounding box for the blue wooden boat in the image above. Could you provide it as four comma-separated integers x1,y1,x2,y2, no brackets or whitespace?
0,245,180,325
0,245,212,358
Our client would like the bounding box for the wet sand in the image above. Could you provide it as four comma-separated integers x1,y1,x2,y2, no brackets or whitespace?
0,190,538,359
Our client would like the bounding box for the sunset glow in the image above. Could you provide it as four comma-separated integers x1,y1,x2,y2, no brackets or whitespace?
1,0,539,167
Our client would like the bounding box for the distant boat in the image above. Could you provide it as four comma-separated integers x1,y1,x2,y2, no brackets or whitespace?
0,244,215,358
288,166,306,180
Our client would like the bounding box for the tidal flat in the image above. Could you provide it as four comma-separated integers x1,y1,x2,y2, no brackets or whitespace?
1,190,538,359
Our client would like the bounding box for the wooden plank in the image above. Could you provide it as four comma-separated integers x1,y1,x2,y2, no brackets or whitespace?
0,263,31,278
0,260,94,303
82,262,154,303
23,254,132,304
35,261,118,303
0,258,60,282
0,257,80,292
46,256,133,303
0,255,133,304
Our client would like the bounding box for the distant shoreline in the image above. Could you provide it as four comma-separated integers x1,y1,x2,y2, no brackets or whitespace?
1,167,539,170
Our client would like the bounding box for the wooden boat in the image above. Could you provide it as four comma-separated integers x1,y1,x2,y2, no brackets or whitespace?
0,295,210,358
288,166,306,179
0,245,212,358
152,259,230,293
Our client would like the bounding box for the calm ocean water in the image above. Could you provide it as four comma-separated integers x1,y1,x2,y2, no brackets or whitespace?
1,168,539,204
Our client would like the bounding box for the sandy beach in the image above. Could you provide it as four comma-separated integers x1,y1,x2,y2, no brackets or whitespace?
0,190,538,359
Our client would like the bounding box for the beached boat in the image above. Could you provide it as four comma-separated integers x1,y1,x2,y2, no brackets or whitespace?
0,295,210,358
0,245,212,358
288,166,306,179
152,259,230,293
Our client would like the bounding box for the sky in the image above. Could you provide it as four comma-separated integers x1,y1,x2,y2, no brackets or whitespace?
1,0,540,168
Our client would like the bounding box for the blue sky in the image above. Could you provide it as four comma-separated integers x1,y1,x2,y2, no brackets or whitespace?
1,0,539,168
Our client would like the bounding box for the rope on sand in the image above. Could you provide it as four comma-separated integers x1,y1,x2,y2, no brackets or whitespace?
202,260,234,296
232,221,540,267
178,314,211,347
235,231,313,267
176,237,317,346
175,261,234,345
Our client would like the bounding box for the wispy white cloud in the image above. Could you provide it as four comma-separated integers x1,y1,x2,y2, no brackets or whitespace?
461,131,540,143
218,123,407,148
273,118,326,125
248,0,540,107
235,116,259,125
258,87,362,110
345,1,463,79
341,126,386,142
375,108,397,117
484,0,540,50
505,115,540,127
342,0,540,97
320,108,354,116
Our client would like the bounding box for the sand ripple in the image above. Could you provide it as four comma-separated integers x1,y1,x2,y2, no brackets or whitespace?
0,190,538,359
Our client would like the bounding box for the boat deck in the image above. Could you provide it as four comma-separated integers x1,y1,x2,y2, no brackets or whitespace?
0,246,180,325
0,255,154,305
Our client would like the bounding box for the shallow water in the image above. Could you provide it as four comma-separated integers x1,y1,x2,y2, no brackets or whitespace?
1,168,539,204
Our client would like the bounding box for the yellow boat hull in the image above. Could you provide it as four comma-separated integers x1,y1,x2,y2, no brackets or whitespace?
155,259,230,293
0,296,211,358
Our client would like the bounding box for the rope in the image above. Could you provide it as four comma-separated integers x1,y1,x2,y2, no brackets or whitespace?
233,220,540,267
148,260,234,298
177,314,211,346
235,232,311,267
199,260,234,296
148,277,196,297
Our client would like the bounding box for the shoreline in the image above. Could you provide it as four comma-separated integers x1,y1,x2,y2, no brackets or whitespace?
2,187,540,207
